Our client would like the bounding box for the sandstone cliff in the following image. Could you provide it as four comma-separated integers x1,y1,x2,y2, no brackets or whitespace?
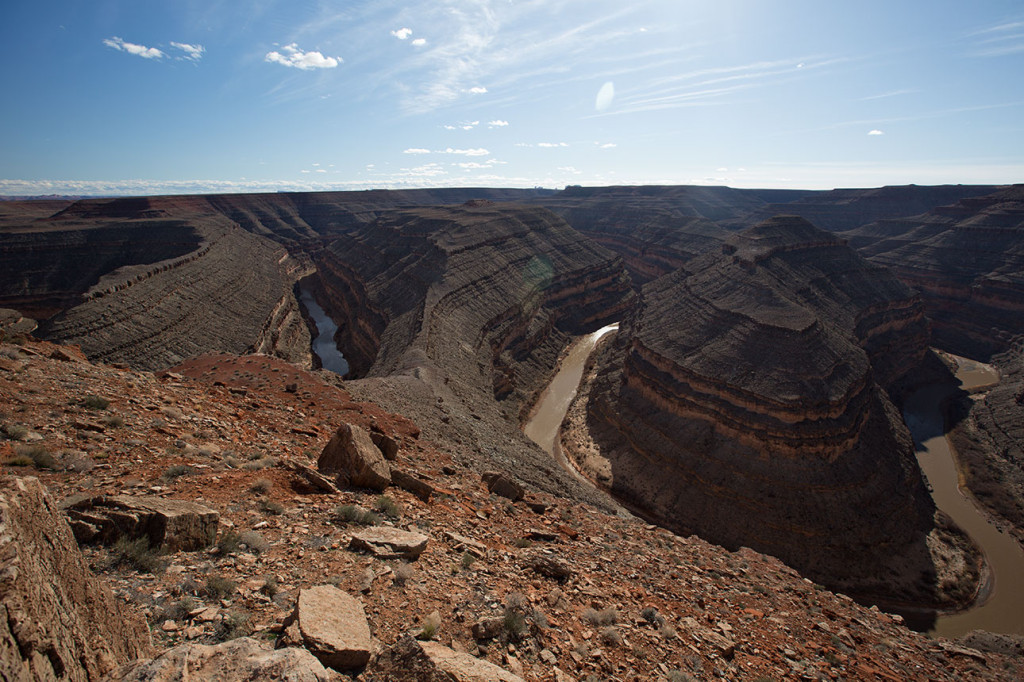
847,185,1024,359
0,477,151,680
580,216,979,606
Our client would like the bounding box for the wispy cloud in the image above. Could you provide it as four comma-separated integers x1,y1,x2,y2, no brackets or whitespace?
265,43,341,70
488,120,509,127
537,142,569,148
467,86,488,94
170,42,205,62
969,20,1024,57
102,37,165,59
860,88,916,101
444,120,479,130
391,27,413,40
439,147,489,156
403,148,431,154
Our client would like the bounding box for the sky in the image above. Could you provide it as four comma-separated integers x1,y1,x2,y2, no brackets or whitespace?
1,0,1023,196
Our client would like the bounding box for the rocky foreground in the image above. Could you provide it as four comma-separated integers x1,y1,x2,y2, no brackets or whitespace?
1,337,1022,681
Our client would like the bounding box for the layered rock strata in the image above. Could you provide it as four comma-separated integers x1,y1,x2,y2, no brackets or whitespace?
847,185,1024,359
583,216,973,604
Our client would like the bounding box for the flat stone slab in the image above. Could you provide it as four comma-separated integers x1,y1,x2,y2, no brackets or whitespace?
63,494,219,551
349,526,429,560
283,585,372,671
376,637,524,681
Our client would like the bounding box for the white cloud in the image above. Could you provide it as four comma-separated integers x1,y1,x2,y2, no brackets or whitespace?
598,142,616,148
265,43,341,70
170,42,204,62
412,38,427,47
467,86,488,94
537,142,569,148
558,166,581,174
595,81,615,111
440,147,490,156
868,129,885,136
403,148,431,154
391,28,413,40
488,120,509,127
102,37,165,59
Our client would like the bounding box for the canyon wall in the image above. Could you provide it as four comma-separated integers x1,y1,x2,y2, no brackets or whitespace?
847,185,1024,359
581,216,977,605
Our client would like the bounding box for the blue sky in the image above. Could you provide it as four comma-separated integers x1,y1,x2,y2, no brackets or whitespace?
1,0,1022,195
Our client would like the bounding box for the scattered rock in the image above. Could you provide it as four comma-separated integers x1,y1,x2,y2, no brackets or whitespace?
113,636,341,681
391,469,434,502
482,472,524,502
370,429,400,461
278,585,373,671
471,617,505,640
528,553,573,580
373,635,524,681
318,423,391,491
350,526,429,560
282,460,339,494
62,493,219,551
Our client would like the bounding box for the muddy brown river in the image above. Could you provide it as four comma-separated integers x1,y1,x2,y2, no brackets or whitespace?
528,332,1024,637
904,356,1024,637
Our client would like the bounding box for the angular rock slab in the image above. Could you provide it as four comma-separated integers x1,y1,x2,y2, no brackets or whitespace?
281,585,372,671
112,637,341,681
318,422,391,491
374,636,524,681
349,526,429,560
482,471,524,502
63,493,218,551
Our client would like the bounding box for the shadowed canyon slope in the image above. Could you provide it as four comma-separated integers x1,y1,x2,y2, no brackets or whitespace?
579,216,981,606
847,185,1024,359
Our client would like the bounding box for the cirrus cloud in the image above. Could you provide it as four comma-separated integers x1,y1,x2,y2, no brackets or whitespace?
170,42,205,62
265,43,341,70
102,37,165,59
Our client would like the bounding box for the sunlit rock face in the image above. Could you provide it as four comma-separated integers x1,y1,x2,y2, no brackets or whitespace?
846,185,1024,360
588,216,943,602
312,202,635,408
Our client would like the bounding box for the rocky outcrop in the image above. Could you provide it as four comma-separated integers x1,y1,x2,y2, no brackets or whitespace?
847,185,1024,359
62,493,219,551
112,637,340,682
582,217,974,605
318,422,392,490
0,477,151,681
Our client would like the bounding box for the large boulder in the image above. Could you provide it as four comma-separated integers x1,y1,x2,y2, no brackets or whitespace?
318,423,392,491
62,493,219,551
0,477,151,681
370,636,524,681
349,527,429,560
111,637,340,681
278,585,373,671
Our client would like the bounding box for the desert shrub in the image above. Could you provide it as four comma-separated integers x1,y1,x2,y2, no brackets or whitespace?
238,530,269,554
258,498,284,515
460,552,476,570
153,595,200,623
667,672,696,682
205,575,237,599
214,610,251,641
16,444,57,470
641,606,665,627
392,562,415,586
660,623,677,639
82,395,109,410
418,612,441,641
4,455,33,467
503,609,527,641
249,478,273,495
600,626,623,646
513,537,533,549
2,423,28,441
375,495,400,519
102,414,125,428
216,531,242,555
162,464,195,481
582,606,618,626
242,456,276,470
260,576,279,598
108,536,165,574
333,504,379,526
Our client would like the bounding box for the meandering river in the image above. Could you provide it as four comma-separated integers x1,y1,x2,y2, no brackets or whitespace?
298,287,349,376
527,330,1024,637
904,356,1024,637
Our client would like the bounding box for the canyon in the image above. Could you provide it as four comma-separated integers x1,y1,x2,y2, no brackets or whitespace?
1,182,1023,679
